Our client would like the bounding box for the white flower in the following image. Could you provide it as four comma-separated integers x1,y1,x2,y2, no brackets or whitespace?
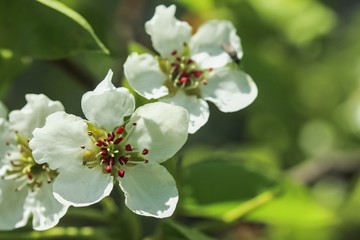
29,70,189,218
124,4,258,134
0,94,68,231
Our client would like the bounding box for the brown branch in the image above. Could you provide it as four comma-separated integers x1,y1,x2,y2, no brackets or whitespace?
287,151,360,184
51,59,96,90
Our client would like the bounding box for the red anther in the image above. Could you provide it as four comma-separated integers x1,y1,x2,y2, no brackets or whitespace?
108,156,115,165
187,59,194,64
125,144,133,151
100,156,108,163
105,165,112,173
119,156,128,165
114,137,123,145
96,139,103,146
116,127,125,135
100,148,108,156
118,169,125,178
171,50,177,56
142,149,149,155
132,122,137,126
107,133,115,142
180,77,190,84
192,70,202,78
27,173,33,180
176,57,181,62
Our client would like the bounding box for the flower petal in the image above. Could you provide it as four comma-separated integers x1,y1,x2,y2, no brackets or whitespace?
30,111,91,169
124,53,169,99
0,118,16,160
145,5,192,57
52,164,113,207
190,20,243,69
201,68,258,112
82,70,135,130
126,102,188,163
160,92,209,134
26,182,68,231
0,179,29,230
0,101,8,119
119,163,178,218
9,94,64,138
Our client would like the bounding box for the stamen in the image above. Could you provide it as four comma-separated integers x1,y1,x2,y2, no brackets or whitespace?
171,50,177,56
105,165,112,173
125,144,133,151
116,127,125,135
118,169,125,178
119,156,128,165
114,137,122,145
142,149,149,155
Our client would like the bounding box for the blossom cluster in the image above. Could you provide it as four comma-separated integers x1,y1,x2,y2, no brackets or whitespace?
0,5,257,231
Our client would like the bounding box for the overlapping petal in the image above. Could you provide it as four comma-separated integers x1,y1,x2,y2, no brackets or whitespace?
125,102,188,163
9,94,64,138
160,92,209,134
0,179,29,230
25,182,69,231
145,5,192,57
190,20,243,69
124,53,169,99
30,111,91,169
81,70,135,131
0,118,16,159
119,163,178,218
52,164,113,207
201,68,258,112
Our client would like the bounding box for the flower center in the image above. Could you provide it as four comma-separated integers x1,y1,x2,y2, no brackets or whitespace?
1,134,58,192
82,122,149,178
167,49,211,90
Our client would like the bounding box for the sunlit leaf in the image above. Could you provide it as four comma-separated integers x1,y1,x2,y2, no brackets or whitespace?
248,0,336,45
0,0,109,59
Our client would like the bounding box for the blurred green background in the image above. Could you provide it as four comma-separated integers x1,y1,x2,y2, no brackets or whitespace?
1,0,360,239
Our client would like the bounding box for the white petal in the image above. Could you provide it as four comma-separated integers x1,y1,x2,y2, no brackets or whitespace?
30,111,91,169
82,71,135,130
126,102,188,163
92,69,116,92
119,163,178,218
124,53,169,99
0,101,8,119
9,94,64,138
190,20,243,69
145,5,192,57
160,92,209,134
201,68,258,112
26,182,68,231
0,118,17,160
0,179,29,230
52,164,113,207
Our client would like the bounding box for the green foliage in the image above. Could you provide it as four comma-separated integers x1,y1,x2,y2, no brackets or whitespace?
0,0,108,59
1,0,360,239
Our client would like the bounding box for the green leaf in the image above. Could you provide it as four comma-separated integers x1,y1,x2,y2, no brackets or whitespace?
164,220,216,240
0,0,109,59
180,156,279,222
0,49,30,98
245,180,336,228
0,100,7,118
